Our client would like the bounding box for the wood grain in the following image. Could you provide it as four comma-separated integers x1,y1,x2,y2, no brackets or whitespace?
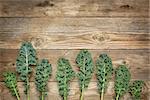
0,32,149,49
0,0,149,17
0,17,149,49
0,81,149,100
0,18,148,33
0,0,149,99
0,49,149,81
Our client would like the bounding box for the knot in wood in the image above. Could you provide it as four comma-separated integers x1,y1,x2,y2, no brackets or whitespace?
120,5,133,9
92,32,110,43
30,37,45,48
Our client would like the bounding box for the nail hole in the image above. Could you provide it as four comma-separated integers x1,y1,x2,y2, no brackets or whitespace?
12,63,15,66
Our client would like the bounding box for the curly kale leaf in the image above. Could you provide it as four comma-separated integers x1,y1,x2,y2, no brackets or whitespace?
129,80,144,100
76,50,94,100
3,72,20,100
96,54,113,100
56,58,75,100
114,65,131,100
35,59,52,100
16,42,37,95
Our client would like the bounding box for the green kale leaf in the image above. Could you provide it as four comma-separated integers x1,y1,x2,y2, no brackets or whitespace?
35,59,52,100
129,80,144,100
114,65,131,100
76,50,94,100
3,72,20,100
16,42,37,99
96,54,113,100
56,58,75,100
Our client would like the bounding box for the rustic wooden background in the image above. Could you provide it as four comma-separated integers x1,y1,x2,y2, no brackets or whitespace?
0,0,149,100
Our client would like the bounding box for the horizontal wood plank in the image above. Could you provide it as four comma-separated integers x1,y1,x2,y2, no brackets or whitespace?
0,49,149,81
0,32,149,49
0,18,149,49
0,81,149,100
0,18,148,33
0,0,149,17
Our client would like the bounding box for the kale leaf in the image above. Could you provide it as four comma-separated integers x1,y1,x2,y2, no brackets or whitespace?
76,50,94,100
35,59,52,100
114,65,131,100
129,80,144,100
96,54,113,100
16,42,37,100
3,72,20,100
56,58,75,100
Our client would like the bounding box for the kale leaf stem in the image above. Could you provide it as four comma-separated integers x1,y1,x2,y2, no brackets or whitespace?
80,58,85,100
101,90,104,100
25,47,30,100
11,81,20,100
64,64,67,100
42,92,44,100
116,94,119,100
80,90,84,100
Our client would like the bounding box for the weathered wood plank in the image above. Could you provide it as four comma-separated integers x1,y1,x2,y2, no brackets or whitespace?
0,18,148,33
0,32,149,49
0,81,149,100
0,49,149,81
0,0,149,17
0,18,149,49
